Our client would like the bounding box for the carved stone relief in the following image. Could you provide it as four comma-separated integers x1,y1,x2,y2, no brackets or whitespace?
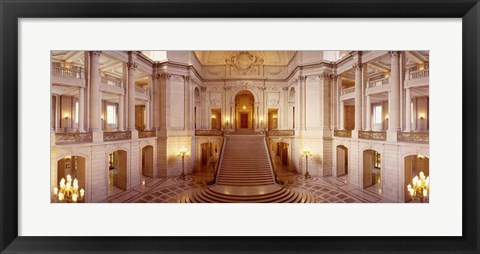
209,93,222,107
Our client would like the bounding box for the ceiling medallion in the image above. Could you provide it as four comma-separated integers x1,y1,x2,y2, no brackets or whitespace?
226,51,262,74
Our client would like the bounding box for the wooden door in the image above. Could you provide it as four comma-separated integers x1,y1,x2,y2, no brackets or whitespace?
240,114,248,128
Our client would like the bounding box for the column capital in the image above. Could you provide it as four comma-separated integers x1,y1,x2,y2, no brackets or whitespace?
127,62,138,71
389,51,401,57
298,75,307,83
158,72,171,80
183,75,192,82
90,51,101,57
319,73,333,80
353,63,363,71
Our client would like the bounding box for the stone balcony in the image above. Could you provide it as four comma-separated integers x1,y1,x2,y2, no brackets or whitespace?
397,132,429,143
55,132,93,145
358,131,387,141
138,130,156,138
333,130,352,138
266,130,295,137
103,131,132,142
195,130,224,136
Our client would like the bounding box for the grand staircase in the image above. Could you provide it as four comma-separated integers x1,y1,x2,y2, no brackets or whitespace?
178,131,315,203
216,135,275,186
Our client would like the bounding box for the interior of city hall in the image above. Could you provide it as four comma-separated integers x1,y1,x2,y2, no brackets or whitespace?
50,50,430,203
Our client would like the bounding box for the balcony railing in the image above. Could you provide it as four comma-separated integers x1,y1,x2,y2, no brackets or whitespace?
266,130,295,137
409,69,429,80
358,131,386,141
368,77,389,87
195,130,223,136
341,87,355,95
139,130,156,138
334,130,352,138
101,76,123,87
103,131,131,141
52,66,84,79
397,132,429,143
135,87,150,95
55,132,92,145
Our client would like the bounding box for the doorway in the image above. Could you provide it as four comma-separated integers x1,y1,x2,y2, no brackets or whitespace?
363,149,382,194
108,150,128,196
240,113,248,128
336,145,348,176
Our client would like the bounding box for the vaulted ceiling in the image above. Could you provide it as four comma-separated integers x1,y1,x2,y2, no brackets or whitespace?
194,51,296,66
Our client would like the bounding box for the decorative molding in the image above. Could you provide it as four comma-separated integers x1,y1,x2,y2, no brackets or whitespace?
90,51,101,57
195,130,223,136
299,75,307,83
389,51,401,57
55,132,93,145
103,131,132,142
353,63,363,71
397,132,429,143
159,72,172,80
319,73,334,80
127,62,138,71
226,51,263,74
358,131,386,141
333,130,352,138
266,130,295,137
139,130,157,138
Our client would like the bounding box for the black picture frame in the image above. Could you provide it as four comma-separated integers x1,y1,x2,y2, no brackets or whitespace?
1,0,479,253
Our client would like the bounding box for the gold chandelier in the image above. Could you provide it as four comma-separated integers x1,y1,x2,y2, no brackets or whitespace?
53,174,85,203
407,171,430,203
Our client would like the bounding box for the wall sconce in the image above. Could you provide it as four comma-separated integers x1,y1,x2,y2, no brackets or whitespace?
419,113,425,120
385,115,389,121
63,113,70,119
211,115,216,119
242,105,246,110
418,154,425,160
101,114,105,120
65,155,71,160
384,73,390,78
273,115,277,120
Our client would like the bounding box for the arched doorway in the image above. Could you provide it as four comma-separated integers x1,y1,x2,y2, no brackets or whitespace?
363,149,381,193
235,90,255,131
108,150,127,196
404,155,429,202
200,142,218,176
336,145,348,176
57,155,86,200
271,142,289,167
141,146,154,178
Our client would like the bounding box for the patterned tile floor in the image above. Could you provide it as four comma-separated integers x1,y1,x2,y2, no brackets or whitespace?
107,159,395,203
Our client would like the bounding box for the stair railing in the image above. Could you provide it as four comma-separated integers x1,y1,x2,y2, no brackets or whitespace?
263,136,284,185
207,136,226,185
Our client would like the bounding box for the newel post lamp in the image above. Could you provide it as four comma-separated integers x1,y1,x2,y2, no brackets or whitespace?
407,171,430,203
301,147,313,179
177,146,190,180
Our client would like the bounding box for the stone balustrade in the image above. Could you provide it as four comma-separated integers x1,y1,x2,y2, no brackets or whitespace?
139,130,156,138
368,76,389,87
358,131,386,141
409,69,429,80
195,130,223,136
333,130,352,138
397,132,429,143
341,86,355,95
52,66,84,79
55,132,92,145
103,131,131,141
101,76,123,87
266,129,295,136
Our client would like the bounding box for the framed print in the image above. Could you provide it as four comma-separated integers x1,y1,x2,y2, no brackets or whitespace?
1,0,479,253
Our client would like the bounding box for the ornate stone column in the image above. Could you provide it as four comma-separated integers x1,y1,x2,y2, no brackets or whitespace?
127,61,137,131
55,94,61,131
336,75,342,128
299,76,307,132
339,100,345,130
89,51,101,131
388,51,401,131
365,95,371,131
353,62,363,131
118,94,125,131
78,87,85,132
405,87,412,132
145,102,151,130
